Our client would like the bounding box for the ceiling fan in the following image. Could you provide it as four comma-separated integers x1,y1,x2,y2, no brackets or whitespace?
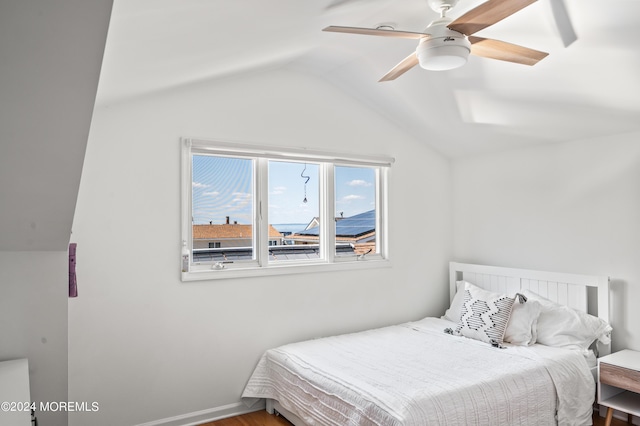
322,0,549,82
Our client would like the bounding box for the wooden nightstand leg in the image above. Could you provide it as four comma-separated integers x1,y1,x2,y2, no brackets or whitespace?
627,413,632,424
605,407,613,426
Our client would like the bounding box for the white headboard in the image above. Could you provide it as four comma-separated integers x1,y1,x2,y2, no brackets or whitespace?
449,262,611,355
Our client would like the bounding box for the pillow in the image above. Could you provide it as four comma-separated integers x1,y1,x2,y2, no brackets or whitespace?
503,299,541,346
455,282,515,345
522,289,612,352
442,280,466,322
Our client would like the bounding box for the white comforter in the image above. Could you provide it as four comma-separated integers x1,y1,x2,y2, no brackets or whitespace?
242,317,595,426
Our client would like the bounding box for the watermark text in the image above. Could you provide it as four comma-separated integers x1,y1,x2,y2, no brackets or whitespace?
1,401,99,412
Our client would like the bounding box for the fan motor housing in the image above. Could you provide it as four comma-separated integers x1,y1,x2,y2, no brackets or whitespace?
417,21,470,71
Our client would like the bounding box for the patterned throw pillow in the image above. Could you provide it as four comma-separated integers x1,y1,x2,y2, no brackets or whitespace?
455,282,515,345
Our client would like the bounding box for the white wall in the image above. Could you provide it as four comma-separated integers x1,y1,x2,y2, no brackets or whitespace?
69,68,452,425
452,132,640,352
0,251,68,426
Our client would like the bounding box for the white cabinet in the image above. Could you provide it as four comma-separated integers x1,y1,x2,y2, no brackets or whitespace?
0,359,31,426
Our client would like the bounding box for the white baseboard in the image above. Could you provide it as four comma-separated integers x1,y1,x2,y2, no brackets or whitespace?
134,400,266,426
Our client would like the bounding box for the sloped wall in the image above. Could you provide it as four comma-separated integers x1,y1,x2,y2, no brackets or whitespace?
0,0,112,251
69,68,452,425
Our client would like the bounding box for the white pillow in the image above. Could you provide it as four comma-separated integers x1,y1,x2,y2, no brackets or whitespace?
503,299,541,346
455,282,515,345
522,289,612,352
442,280,466,322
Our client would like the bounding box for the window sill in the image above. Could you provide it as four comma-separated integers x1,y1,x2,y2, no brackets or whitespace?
181,258,392,282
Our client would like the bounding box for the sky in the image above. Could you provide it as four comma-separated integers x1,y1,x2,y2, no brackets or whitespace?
192,155,376,226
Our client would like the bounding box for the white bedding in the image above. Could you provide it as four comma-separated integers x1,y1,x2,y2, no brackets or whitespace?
242,317,595,426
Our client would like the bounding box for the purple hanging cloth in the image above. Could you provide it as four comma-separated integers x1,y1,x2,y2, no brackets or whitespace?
69,243,78,298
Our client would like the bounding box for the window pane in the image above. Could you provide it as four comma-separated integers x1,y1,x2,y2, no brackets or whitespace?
191,155,254,263
268,160,320,261
334,166,377,257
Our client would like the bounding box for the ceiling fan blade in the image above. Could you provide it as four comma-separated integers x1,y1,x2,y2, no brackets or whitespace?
379,52,419,82
469,36,548,65
323,26,429,39
548,0,577,47
449,0,537,36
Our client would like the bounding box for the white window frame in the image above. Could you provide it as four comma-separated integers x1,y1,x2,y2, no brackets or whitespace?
181,138,393,281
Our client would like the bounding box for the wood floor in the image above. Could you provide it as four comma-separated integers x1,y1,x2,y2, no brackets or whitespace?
200,409,631,426
200,410,292,426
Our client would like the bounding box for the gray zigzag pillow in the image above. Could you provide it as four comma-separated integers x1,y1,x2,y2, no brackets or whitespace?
455,282,515,345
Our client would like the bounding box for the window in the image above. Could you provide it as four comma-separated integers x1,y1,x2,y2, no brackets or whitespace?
268,160,320,262
181,139,393,280
334,166,378,257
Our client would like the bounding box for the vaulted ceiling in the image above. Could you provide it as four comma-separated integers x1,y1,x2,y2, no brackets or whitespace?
2,0,639,251
98,0,640,157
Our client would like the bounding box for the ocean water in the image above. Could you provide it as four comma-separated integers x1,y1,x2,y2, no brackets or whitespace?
272,223,307,234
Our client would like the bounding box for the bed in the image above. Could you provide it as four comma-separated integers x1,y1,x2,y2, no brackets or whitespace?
242,262,612,425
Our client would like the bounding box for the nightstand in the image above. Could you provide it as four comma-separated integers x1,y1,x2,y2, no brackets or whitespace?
598,349,640,426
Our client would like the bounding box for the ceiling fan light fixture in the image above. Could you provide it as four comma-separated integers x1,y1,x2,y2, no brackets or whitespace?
323,0,548,81
416,36,470,71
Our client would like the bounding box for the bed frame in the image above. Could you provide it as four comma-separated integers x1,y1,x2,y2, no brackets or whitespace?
266,261,611,424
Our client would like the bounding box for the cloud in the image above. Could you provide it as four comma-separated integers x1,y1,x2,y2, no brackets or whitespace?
343,194,365,201
270,186,287,195
347,179,372,187
192,182,209,189
232,192,251,201
203,191,220,197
